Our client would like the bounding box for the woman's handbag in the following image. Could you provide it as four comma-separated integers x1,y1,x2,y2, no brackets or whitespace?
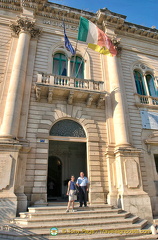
74,185,79,195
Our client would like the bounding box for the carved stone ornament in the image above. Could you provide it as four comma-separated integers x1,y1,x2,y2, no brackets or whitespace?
111,37,122,56
9,16,42,38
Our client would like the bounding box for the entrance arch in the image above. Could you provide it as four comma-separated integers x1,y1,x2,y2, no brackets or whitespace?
47,119,87,201
50,119,86,138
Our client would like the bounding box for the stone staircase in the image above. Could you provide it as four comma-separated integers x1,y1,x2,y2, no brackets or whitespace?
0,203,154,240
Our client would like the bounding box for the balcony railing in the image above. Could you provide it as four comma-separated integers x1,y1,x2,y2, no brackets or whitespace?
134,93,158,108
35,73,106,108
37,73,105,92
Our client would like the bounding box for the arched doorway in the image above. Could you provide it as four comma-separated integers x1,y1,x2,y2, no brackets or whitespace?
47,119,87,201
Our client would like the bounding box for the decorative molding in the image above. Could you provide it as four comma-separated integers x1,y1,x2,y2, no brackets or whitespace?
67,91,74,105
97,95,105,108
111,37,122,56
133,62,154,74
9,16,42,38
87,94,94,107
0,1,158,41
0,0,22,12
48,88,54,104
145,131,158,146
35,86,41,102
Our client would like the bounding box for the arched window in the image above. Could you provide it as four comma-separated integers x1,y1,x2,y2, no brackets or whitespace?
146,74,157,97
53,53,68,76
50,119,86,138
134,70,146,95
70,56,84,79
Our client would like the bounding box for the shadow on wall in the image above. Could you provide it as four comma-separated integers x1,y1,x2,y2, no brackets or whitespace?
0,224,48,239
0,198,17,224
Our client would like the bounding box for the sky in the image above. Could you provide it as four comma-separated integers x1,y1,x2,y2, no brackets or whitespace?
49,0,158,29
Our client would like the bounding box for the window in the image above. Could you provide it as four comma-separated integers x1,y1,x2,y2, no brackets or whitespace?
146,74,157,97
70,56,84,79
53,53,67,76
154,155,158,173
134,70,146,95
50,119,86,138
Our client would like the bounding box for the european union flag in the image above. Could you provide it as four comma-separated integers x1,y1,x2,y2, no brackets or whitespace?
64,22,76,55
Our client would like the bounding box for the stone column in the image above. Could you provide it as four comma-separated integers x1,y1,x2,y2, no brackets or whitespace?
107,55,130,147
0,17,41,139
106,53,153,221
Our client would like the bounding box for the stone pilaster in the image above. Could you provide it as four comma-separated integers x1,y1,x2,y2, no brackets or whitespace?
0,16,41,139
0,17,41,222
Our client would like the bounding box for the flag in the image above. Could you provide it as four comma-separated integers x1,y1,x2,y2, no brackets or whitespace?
77,16,117,56
64,22,76,55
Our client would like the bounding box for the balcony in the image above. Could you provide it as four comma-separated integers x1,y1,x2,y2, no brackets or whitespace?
134,93,158,109
34,73,106,108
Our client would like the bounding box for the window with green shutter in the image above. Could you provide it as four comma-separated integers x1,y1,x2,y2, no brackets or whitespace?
146,74,157,97
53,53,68,76
134,70,146,95
70,56,84,79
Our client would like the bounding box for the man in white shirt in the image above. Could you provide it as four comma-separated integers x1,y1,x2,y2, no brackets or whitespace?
76,172,89,207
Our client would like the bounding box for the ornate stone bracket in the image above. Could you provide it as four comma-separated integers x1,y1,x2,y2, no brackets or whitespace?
87,94,94,107
48,88,54,104
67,91,74,105
9,16,42,38
97,95,105,108
35,86,41,102
111,37,122,56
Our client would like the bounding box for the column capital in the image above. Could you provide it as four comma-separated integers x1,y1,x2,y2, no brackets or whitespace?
111,37,122,56
9,16,42,38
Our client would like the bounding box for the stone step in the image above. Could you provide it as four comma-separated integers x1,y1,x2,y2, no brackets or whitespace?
0,229,149,240
19,208,124,219
18,211,130,222
21,219,148,236
1,204,150,240
15,218,147,234
14,214,137,226
0,216,149,240
27,204,113,213
125,235,157,240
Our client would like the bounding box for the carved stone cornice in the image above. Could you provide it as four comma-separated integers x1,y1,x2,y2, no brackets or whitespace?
116,22,158,41
9,16,42,38
0,0,22,12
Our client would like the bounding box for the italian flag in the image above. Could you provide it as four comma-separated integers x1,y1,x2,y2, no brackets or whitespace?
77,16,117,56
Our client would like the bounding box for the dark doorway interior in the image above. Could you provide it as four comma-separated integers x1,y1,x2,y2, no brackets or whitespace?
47,141,87,201
47,156,62,199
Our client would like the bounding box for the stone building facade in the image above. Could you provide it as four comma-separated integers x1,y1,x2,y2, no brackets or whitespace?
0,0,158,223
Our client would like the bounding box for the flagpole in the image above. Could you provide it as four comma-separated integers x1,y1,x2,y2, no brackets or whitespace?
71,40,78,77
74,45,88,80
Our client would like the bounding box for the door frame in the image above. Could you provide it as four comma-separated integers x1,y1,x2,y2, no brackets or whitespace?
48,136,88,201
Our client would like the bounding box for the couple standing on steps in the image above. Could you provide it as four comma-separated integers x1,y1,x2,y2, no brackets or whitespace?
66,172,89,212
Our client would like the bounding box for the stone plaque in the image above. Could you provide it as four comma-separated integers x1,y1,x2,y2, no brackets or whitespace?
0,154,12,190
141,110,158,130
124,159,139,188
